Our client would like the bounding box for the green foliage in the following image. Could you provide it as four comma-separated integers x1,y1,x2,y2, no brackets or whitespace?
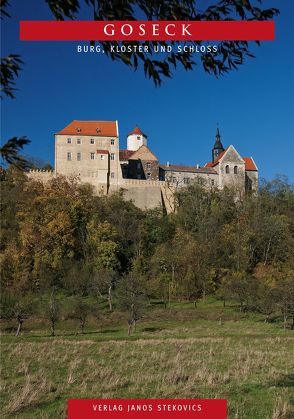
1,172,294,328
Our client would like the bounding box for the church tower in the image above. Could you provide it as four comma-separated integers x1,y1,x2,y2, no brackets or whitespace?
212,128,225,162
127,126,147,151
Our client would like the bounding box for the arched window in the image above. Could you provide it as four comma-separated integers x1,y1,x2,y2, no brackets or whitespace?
225,165,230,174
234,166,238,174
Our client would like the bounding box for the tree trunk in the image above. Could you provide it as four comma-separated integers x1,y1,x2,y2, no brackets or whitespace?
291,315,294,330
108,285,113,312
51,320,55,337
223,299,226,308
134,320,137,332
283,314,287,331
15,316,23,337
202,283,206,300
127,322,132,336
194,300,197,308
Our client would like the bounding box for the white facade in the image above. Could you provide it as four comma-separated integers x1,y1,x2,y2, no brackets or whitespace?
127,133,147,151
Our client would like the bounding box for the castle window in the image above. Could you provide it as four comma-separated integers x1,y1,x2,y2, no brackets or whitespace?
211,179,215,186
184,178,190,185
110,153,115,160
111,139,115,145
111,172,115,178
90,138,95,144
77,139,81,145
146,162,151,169
234,166,238,174
147,173,151,180
225,165,230,174
67,138,72,144
67,152,72,161
77,152,81,161
90,152,95,160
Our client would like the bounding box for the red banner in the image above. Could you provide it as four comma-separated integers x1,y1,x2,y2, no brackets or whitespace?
68,399,227,419
20,21,274,41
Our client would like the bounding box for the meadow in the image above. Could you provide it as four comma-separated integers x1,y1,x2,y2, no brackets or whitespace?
1,299,293,419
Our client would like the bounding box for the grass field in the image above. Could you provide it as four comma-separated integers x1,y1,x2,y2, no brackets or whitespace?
1,298,293,419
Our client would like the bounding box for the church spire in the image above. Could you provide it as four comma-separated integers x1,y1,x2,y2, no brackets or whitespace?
212,127,225,162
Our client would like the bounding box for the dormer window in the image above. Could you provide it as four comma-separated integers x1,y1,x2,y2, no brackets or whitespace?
96,128,101,134
76,127,81,133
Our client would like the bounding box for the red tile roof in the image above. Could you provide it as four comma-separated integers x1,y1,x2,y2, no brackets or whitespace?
119,149,135,161
205,149,227,168
128,126,147,137
243,157,258,171
96,150,109,154
56,120,117,137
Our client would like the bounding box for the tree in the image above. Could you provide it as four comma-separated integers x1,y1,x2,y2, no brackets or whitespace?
115,273,146,335
0,292,35,336
46,288,60,337
70,296,92,333
220,271,257,312
0,1,279,92
0,137,32,170
275,277,294,330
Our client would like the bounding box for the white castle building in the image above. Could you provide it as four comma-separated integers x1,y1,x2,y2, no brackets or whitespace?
29,120,258,211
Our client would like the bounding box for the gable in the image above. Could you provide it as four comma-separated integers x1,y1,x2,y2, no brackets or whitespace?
129,145,158,161
218,145,244,165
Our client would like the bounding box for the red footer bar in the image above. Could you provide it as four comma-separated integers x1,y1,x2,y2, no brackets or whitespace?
20,21,274,41
68,399,227,419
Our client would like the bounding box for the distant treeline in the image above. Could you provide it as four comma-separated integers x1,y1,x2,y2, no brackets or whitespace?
0,167,293,333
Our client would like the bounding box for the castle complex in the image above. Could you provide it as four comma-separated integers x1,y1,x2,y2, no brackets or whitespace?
29,120,258,212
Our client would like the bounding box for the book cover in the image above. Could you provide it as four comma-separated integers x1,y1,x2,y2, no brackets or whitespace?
1,1,293,418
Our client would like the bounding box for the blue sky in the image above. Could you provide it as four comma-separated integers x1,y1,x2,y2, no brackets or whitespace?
1,0,294,181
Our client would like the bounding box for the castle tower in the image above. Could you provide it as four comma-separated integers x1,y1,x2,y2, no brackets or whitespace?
212,127,225,162
127,126,147,151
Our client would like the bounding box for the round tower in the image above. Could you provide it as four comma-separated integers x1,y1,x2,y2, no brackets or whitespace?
127,126,147,151
212,127,225,162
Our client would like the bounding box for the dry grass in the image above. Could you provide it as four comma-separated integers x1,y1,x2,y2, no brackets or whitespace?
1,335,293,418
